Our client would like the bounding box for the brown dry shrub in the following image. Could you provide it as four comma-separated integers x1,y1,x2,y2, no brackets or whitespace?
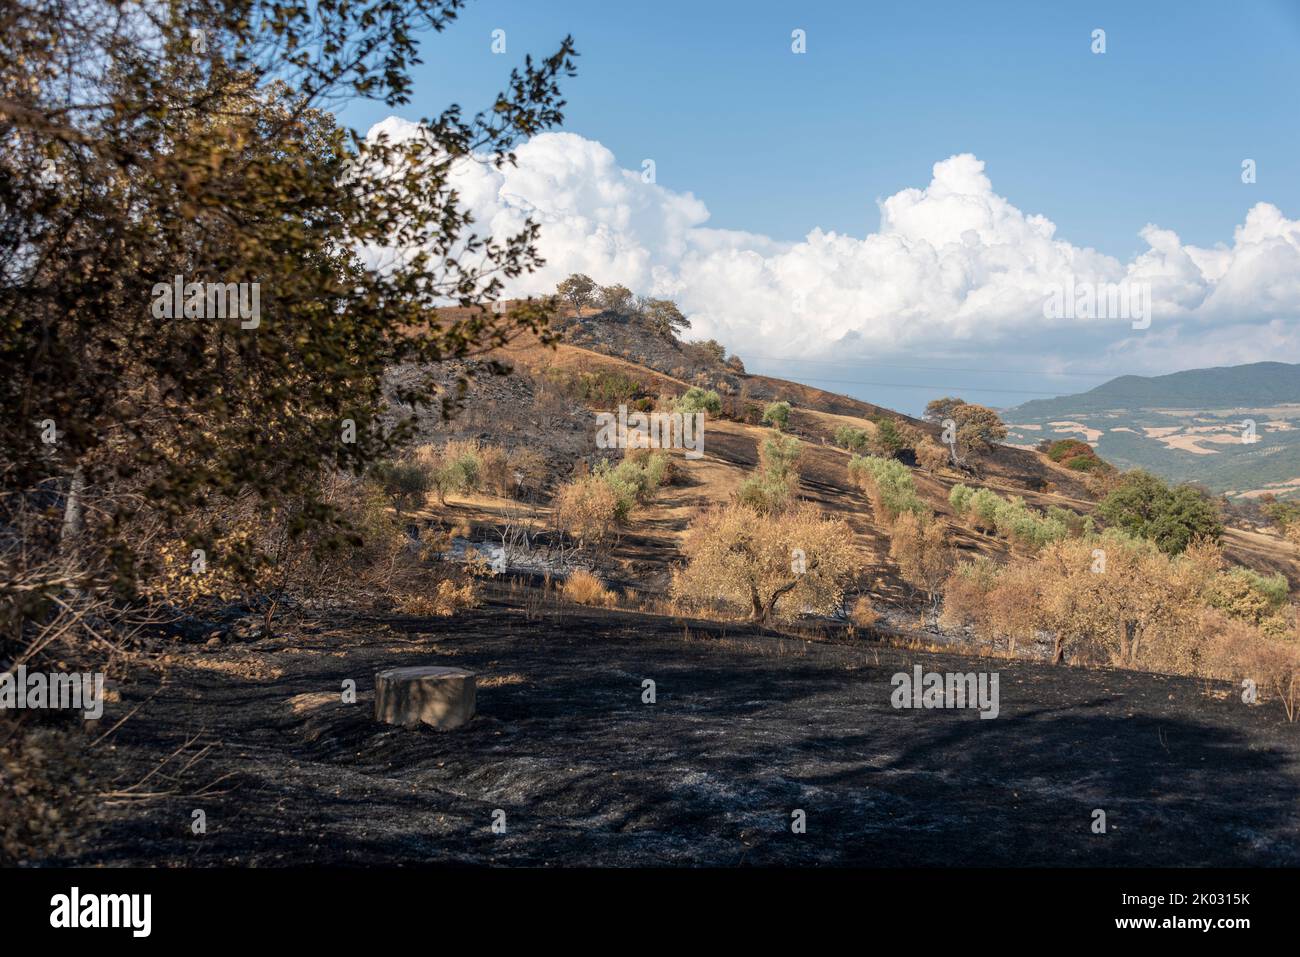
984,561,1042,657
1200,609,1259,679
562,570,616,607
889,511,953,604
0,725,93,865
553,475,620,551
471,443,548,499
1083,467,1123,499
850,595,879,629
395,577,482,617
915,439,948,472
1201,609,1300,721
440,438,482,465
1249,637,1300,721
944,533,1246,671
134,470,409,616
478,445,511,497
506,447,549,497
939,558,999,634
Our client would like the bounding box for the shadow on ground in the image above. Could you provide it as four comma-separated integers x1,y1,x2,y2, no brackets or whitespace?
75,596,1300,866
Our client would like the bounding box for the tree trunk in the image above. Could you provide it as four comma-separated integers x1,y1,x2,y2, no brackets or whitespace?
58,465,86,596
59,465,85,558
754,576,801,624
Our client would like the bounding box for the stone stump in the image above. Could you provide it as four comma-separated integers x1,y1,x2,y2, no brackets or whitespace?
374,666,476,730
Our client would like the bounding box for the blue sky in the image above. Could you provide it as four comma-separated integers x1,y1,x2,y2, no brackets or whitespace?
342,1,1300,414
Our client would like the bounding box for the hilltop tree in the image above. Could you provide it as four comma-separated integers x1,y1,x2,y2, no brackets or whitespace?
644,299,689,339
690,338,727,364
925,399,1006,461
557,274,597,313
953,404,1007,457
923,396,967,423
598,284,635,314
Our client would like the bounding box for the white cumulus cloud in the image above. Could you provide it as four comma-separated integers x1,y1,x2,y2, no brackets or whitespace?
367,117,1300,376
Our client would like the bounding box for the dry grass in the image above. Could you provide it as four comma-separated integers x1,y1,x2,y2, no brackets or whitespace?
479,673,527,688
673,625,811,659
396,577,483,617
562,570,616,608
179,655,286,680
286,691,346,715
850,595,879,629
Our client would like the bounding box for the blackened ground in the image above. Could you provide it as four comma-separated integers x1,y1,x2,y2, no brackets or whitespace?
75,593,1300,867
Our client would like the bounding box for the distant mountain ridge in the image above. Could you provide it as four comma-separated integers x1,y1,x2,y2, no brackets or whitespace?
1003,362,1300,499
1008,362,1300,419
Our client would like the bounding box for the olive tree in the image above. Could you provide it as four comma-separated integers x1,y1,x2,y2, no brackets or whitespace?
673,502,855,623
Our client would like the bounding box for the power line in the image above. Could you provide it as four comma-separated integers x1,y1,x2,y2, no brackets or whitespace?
742,353,1114,380
751,372,1079,398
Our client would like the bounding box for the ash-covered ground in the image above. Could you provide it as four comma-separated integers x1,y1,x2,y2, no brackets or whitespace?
75,593,1300,867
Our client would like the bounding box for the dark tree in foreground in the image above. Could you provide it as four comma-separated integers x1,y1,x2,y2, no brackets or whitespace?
0,0,576,652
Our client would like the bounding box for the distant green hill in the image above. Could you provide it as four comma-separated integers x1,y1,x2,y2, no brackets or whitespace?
1003,362,1300,498
1009,362,1300,419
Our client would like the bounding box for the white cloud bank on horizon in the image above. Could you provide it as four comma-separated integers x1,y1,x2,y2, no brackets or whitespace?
366,116,1300,376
